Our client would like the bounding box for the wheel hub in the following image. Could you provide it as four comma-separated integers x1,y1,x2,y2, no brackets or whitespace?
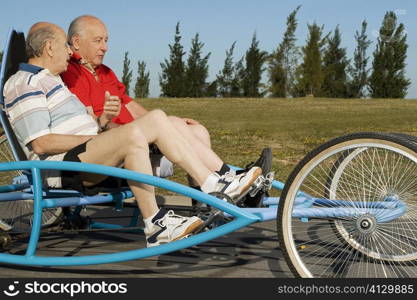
355,214,377,234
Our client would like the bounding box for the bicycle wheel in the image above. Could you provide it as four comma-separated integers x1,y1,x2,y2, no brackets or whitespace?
0,137,62,233
278,132,417,278
327,136,417,263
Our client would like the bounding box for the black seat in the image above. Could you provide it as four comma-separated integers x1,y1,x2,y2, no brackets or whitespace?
0,29,29,162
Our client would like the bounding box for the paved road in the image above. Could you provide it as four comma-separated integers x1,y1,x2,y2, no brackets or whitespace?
0,205,293,278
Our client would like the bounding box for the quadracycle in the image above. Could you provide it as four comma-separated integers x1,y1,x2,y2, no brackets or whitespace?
0,28,417,278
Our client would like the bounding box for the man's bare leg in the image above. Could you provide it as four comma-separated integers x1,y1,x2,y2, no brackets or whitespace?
135,112,262,202
168,116,223,172
75,109,259,220
131,110,213,184
77,110,215,218
188,122,212,147
76,126,159,218
75,121,210,247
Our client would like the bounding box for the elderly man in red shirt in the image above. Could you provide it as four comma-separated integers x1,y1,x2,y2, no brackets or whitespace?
61,15,231,186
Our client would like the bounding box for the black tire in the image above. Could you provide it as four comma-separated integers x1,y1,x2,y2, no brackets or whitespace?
389,132,417,144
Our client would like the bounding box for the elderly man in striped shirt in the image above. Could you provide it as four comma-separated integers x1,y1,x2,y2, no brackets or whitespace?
3,22,262,247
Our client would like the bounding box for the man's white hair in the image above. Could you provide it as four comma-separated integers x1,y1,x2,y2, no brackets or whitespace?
26,25,57,58
67,15,103,44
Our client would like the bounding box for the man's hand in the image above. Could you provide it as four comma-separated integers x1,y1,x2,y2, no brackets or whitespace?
182,117,200,125
99,91,121,128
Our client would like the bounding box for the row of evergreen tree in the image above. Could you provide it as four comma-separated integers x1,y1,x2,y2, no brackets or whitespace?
0,8,406,99
125,7,410,99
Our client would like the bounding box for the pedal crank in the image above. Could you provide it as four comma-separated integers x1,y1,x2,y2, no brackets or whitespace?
248,171,275,197
194,192,233,233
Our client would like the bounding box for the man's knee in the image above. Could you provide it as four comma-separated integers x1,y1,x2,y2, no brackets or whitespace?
124,124,149,154
168,115,184,127
148,109,168,124
191,124,211,145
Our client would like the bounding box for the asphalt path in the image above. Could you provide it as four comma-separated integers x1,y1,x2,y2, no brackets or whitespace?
0,205,293,278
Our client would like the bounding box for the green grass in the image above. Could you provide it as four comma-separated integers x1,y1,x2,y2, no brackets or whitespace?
139,97,417,186
2,97,417,189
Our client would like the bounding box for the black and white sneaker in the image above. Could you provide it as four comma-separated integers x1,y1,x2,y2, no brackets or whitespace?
212,166,262,200
241,148,273,207
145,209,203,247
238,148,272,177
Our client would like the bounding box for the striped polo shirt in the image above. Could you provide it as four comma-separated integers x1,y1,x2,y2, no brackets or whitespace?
3,63,99,187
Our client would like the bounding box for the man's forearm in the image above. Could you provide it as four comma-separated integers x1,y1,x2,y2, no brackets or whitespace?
126,101,148,118
31,134,96,155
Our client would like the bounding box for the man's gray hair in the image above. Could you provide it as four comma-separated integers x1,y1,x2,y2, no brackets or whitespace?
26,27,56,59
67,15,100,45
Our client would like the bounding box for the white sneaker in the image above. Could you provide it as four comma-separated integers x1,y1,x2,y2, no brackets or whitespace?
145,209,203,247
213,166,262,200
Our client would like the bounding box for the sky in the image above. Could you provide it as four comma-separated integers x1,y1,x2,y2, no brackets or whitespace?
1,0,416,98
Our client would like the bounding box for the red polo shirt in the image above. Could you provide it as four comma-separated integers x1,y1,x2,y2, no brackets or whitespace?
61,53,134,124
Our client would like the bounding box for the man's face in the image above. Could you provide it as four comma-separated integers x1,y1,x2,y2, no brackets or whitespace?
51,30,73,75
77,21,108,68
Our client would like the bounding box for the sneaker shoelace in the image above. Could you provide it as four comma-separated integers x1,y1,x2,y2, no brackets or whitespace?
220,171,238,183
156,210,188,229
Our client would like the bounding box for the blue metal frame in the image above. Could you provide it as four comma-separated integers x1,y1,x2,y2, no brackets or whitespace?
0,159,407,267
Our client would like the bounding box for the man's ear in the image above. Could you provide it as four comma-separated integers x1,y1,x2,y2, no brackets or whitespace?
71,34,80,50
44,39,54,57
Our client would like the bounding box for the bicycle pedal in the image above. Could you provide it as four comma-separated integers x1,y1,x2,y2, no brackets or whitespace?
195,210,224,233
253,175,265,187
248,175,266,197
263,171,275,191
249,184,263,197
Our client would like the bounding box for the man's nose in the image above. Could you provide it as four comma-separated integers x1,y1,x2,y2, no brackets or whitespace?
101,40,108,52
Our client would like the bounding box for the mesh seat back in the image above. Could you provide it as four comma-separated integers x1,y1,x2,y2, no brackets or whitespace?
0,29,28,161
